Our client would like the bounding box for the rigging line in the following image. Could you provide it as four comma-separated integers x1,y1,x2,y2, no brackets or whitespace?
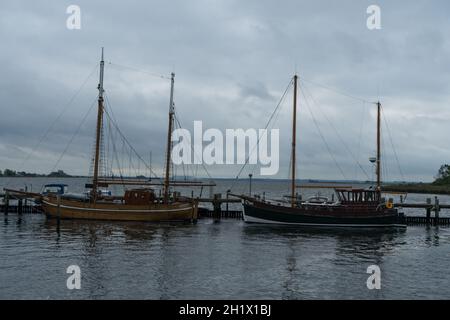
104,95,130,183
300,77,372,104
299,86,347,180
248,81,288,179
107,61,171,80
382,133,389,183
173,119,187,180
248,98,287,179
355,101,367,180
103,94,162,181
103,105,163,183
50,98,97,174
229,77,294,191
381,105,405,181
5,63,98,186
300,80,371,180
173,112,213,180
111,128,124,180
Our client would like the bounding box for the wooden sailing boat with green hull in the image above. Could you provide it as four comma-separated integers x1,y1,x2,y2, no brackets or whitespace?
41,49,198,222
239,74,407,228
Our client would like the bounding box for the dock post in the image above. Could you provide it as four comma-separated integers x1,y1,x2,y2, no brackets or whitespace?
24,186,28,209
209,182,214,200
18,198,23,215
434,197,440,226
226,190,230,215
56,195,61,226
426,198,431,225
213,193,221,220
4,191,9,216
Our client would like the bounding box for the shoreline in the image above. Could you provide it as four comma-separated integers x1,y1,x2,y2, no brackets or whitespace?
383,183,450,195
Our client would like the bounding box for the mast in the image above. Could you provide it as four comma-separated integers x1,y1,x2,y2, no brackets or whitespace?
92,48,105,199
376,101,381,192
164,72,175,203
291,75,298,207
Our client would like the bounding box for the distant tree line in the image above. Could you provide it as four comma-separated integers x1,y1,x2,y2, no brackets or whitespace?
433,164,450,185
0,169,72,178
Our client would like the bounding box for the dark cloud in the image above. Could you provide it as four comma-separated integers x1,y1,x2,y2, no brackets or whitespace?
0,0,449,181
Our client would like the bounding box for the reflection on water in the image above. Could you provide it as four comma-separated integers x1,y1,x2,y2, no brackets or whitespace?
1,210,450,299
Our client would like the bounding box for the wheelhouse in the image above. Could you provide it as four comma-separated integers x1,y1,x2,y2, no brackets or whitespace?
335,188,381,205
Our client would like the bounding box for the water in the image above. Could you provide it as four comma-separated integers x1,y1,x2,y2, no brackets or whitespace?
1,177,450,299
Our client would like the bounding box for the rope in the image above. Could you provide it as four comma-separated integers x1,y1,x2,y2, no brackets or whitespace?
300,80,371,180
50,98,97,173
299,86,347,180
355,101,368,180
103,95,163,183
173,112,213,180
4,63,98,186
107,62,171,80
229,77,294,191
381,105,405,181
300,77,372,104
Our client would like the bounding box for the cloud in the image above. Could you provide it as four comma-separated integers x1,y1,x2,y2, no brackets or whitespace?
0,0,448,182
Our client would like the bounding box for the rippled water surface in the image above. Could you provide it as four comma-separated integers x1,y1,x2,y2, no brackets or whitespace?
1,178,450,299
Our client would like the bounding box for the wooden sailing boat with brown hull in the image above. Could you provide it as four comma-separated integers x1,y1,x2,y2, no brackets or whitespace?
41,49,198,222
239,75,406,228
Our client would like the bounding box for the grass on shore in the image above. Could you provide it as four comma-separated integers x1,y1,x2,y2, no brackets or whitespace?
383,183,450,195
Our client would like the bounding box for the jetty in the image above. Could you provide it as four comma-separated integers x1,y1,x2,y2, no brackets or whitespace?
0,190,449,225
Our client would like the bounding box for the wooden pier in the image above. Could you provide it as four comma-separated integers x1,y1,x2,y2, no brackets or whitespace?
1,191,449,226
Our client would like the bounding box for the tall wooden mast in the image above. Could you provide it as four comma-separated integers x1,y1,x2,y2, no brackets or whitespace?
291,75,298,207
92,48,105,199
376,101,381,192
164,72,175,203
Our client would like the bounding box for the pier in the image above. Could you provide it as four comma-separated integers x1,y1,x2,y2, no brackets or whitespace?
0,191,449,226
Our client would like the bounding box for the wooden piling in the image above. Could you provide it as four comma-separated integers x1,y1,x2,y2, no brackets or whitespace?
4,191,9,216
18,199,23,215
226,190,230,215
434,196,440,226
213,193,222,219
426,198,431,225
56,195,61,225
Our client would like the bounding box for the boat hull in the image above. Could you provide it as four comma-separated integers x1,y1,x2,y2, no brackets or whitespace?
243,201,406,228
42,196,198,222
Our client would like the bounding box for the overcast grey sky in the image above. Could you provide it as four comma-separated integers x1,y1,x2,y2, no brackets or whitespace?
0,0,449,182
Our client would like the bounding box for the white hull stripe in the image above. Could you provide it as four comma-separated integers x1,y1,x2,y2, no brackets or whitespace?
243,213,406,228
42,201,192,213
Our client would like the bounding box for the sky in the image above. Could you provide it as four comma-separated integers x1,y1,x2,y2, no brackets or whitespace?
0,0,449,182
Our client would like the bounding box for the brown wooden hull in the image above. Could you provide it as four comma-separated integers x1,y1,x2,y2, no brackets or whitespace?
42,196,198,222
